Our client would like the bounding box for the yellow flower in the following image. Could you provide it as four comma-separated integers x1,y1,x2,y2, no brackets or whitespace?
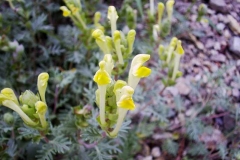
127,30,136,55
166,0,175,21
35,101,48,128
176,40,184,55
172,40,184,80
113,30,124,64
92,29,110,55
158,2,165,26
0,88,19,105
117,86,135,110
37,72,49,103
93,61,111,85
60,6,71,17
68,4,79,15
103,54,114,75
128,54,151,90
107,6,118,37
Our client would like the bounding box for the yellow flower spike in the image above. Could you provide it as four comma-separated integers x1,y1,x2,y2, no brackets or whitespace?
113,30,124,65
166,37,178,63
172,40,184,80
109,86,135,138
93,61,112,127
158,2,165,27
128,54,151,90
37,72,49,104
92,29,110,55
94,12,101,25
166,0,175,21
0,88,19,105
107,6,119,37
103,54,114,75
35,101,48,129
60,6,71,17
127,30,136,55
2,100,38,126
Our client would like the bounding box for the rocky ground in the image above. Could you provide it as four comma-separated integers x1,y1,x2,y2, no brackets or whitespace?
134,0,240,159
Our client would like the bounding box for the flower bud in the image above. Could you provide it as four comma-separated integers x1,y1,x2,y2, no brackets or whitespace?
3,112,14,125
19,90,39,107
60,6,71,17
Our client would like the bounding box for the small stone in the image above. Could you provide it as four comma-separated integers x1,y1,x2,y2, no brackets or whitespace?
209,0,228,13
228,15,240,34
218,14,229,23
210,49,218,55
224,29,231,39
143,156,153,160
167,87,178,96
214,42,221,50
210,54,226,62
216,23,225,31
151,147,161,158
206,39,215,49
232,89,239,98
185,108,196,117
229,37,240,56
175,78,191,95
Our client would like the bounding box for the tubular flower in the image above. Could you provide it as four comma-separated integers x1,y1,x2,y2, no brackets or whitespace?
60,6,71,17
128,54,151,90
113,80,127,102
0,88,19,105
107,6,118,37
166,37,178,63
68,4,79,15
19,90,39,107
92,29,110,55
109,86,135,138
166,0,175,21
172,40,184,80
37,72,49,103
2,100,38,126
149,0,155,17
126,30,136,55
153,25,160,41
113,30,124,64
158,2,165,28
35,101,48,129
103,54,114,75
93,61,111,126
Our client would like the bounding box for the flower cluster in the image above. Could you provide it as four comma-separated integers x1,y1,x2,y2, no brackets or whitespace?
151,0,175,40
0,73,49,131
158,37,185,86
92,6,136,67
60,0,86,30
92,6,151,138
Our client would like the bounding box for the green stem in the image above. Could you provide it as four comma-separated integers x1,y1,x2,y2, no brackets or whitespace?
172,53,180,80
114,40,124,65
109,108,128,137
98,85,107,126
38,114,47,129
75,13,87,30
